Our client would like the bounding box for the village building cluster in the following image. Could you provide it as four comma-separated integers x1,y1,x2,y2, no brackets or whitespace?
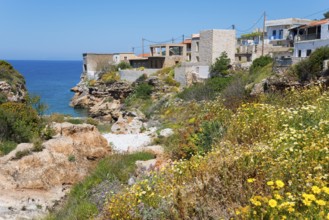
82,17,329,84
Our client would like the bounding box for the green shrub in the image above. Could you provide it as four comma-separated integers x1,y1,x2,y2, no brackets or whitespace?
194,120,225,154
101,72,120,84
294,46,329,81
164,76,180,87
68,155,76,162
15,149,31,159
86,117,98,126
48,113,65,123
210,51,231,76
50,152,154,219
134,83,153,99
32,138,44,152
0,141,17,155
177,77,232,101
0,102,42,143
66,118,84,124
0,60,26,92
250,55,273,73
116,61,131,70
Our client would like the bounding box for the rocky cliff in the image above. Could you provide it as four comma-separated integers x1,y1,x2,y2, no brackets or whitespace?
0,122,110,219
0,61,27,103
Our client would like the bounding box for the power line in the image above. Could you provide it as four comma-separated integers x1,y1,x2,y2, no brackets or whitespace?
235,13,264,33
303,8,329,19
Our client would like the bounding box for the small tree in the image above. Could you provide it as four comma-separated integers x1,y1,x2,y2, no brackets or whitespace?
210,52,231,77
324,11,329,19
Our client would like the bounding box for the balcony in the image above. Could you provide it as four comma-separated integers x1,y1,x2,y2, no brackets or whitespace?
298,33,321,41
269,35,283,40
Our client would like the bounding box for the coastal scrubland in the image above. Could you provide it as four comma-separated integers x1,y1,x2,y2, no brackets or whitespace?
2,47,329,219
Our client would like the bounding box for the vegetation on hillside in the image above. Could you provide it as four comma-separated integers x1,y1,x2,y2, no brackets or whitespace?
291,46,329,81
0,60,26,103
210,51,231,76
47,152,154,220
50,47,329,219
0,61,49,155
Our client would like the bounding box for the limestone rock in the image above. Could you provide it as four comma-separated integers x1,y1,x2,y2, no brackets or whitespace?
0,81,26,103
111,116,144,134
159,128,174,138
0,123,110,219
89,99,122,120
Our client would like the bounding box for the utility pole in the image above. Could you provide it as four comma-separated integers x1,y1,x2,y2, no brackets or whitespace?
262,11,266,56
172,37,174,43
182,34,185,42
142,38,144,55
132,47,135,53
232,24,235,30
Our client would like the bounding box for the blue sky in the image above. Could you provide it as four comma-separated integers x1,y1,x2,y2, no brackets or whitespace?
0,0,328,60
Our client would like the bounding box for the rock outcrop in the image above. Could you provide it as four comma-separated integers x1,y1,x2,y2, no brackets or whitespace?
0,122,110,219
0,61,27,103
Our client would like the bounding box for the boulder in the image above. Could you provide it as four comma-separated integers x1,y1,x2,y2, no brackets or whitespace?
111,116,144,134
89,99,122,120
0,123,110,218
159,128,174,138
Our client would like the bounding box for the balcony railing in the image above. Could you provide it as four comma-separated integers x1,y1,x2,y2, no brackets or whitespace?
269,35,284,40
299,33,321,41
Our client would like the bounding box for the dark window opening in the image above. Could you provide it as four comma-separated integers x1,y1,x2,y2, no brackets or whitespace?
298,50,302,57
306,50,312,56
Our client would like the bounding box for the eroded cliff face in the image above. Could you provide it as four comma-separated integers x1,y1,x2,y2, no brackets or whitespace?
0,61,27,103
0,122,111,219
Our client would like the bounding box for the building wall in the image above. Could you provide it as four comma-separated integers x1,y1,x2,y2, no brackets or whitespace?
321,23,329,40
199,29,236,65
294,39,329,58
83,54,114,79
119,69,158,82
191,38,200,62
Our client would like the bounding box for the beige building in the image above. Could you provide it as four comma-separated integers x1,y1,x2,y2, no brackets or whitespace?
191,29,236,65
83,53,114,79
113,52,138,64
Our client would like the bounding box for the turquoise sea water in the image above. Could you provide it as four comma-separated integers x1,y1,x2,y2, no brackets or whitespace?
8,60,87,117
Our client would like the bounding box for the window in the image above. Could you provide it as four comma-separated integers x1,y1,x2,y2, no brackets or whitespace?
196,56,200,62
272,30,277,37
298,50,302,57
196,42,199,52
124,56,127,61
306,49,312,57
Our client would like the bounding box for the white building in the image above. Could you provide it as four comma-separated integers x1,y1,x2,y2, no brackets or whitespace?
265,18,312,47
293,19,329,58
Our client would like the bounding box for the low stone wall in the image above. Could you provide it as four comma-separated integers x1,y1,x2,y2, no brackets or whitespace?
119,69,159,82
174,63,210,87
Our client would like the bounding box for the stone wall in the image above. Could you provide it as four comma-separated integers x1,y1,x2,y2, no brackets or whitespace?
174,63,209,87
119,69,158,82
198,29,236,65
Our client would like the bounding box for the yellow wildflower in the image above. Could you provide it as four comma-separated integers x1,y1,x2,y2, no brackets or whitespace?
275,180,285,188
287,207,295,213
312,186,321,194
302,199,312,206
316,200,326,206
274,194,282,200
247,178,256,183
322,186,329,194
268,199,277,208
267,181,274,186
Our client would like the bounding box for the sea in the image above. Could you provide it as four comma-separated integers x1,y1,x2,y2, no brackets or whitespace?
8,60,88,117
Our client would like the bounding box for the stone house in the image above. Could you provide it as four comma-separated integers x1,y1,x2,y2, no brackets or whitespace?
175,29,236,86
82,53,114,79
